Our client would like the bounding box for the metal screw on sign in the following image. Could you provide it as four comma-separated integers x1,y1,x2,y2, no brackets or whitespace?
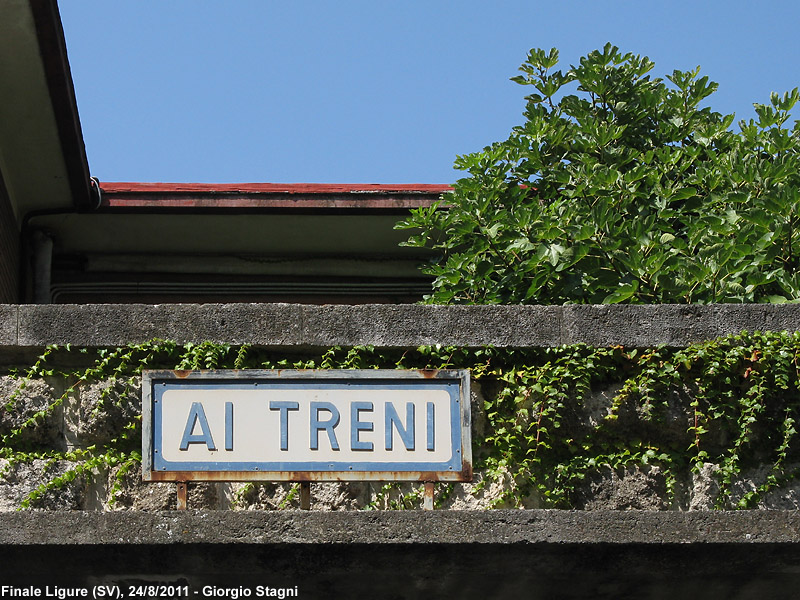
423,482,435,510
176,482,188,510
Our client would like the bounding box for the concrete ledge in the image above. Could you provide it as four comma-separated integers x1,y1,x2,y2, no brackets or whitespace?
4,511,800,596
302,304,563,347
4,303,800,349
15,303,303,347
3,510,800,546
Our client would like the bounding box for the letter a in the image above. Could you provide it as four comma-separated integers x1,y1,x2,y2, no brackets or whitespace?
179,402,217,450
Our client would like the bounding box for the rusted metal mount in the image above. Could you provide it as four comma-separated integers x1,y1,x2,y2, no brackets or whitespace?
423,481,435,510
176,482,188,510
300,482,311,510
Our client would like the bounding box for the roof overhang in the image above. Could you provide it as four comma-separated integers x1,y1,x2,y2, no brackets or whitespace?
31,182,451,257
33,182,450,303
0,0,92,225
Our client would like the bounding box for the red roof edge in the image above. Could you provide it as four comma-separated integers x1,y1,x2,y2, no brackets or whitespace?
100,182,453,194
96,182,452,211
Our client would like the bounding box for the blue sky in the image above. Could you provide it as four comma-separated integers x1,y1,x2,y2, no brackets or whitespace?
59,1,800,185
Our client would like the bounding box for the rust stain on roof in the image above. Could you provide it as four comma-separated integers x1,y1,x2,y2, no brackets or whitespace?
98,182,452,211
100,182,453,194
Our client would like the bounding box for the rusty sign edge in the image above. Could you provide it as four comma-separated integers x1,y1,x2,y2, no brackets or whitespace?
142,369,472,483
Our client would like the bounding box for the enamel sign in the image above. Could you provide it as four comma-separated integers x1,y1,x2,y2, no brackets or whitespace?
142,370,472,482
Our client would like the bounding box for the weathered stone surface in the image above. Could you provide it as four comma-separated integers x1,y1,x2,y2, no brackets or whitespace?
0,371,793,513
572,465,669,510
9,303,800,350
3,521,800,598
596,384,695,450
0,375,65,447
234,481,373,511
439,471,523,510
301,304,562,347
714,304,800,337
759,479,800,509
74,378,140,447
105,463,176,510
0,459,86,510
725,463,800,510
4,509,800,545
562,304,719,347
689,462,721,510
687,463,800,511
17,303,303,347
106,465,224,511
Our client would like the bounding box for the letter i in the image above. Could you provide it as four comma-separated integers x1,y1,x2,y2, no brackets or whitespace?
426,402,435,451
225,402,234,451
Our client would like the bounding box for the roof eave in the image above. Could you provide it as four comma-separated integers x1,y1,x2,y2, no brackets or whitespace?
30,0,93,211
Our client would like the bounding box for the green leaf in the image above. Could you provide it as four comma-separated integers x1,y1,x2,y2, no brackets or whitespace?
602,281,639,304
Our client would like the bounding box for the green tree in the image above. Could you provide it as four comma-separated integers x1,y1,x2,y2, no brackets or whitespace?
397,44,800,304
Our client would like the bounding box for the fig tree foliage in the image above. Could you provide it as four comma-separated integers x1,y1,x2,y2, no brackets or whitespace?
397,44,800,304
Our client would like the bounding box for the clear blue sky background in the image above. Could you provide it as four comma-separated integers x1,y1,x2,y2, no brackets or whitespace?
59,1,800,185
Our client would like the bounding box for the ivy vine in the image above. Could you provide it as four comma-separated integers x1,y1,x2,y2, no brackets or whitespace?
2,332,800,510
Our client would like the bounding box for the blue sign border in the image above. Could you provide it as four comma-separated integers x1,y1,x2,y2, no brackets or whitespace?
142,369,472,482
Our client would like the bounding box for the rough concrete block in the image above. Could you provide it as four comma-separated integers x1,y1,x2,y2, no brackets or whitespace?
155,303,303,346
73,378,140,447
441,305,562,346
2,511,800,597
0,375,66,448
562,304,717,347
18,304,150,347
13,303,800,351
572,465,669,510
302,304,443,347
5,509,800,545
17,303,304,347
301,304,562,347
690,462,721,510
0,305,16,346
714,304,800,337
0,459,86,511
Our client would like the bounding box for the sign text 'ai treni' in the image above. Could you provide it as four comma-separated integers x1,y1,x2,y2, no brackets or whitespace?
142,370,472,482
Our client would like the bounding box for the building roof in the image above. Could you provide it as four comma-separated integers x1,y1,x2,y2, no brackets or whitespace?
0,1,448,304
98,182,451,211
0,0,93,222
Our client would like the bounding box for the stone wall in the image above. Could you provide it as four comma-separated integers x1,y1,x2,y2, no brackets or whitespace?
4,303,800,512
3,371,800,512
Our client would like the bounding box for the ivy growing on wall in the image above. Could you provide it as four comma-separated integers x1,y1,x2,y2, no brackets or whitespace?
2,331,800,509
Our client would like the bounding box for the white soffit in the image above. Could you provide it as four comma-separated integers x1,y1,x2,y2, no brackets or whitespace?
0,0,75,223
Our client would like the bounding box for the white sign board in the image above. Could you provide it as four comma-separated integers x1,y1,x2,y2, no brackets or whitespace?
142,370,471,482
